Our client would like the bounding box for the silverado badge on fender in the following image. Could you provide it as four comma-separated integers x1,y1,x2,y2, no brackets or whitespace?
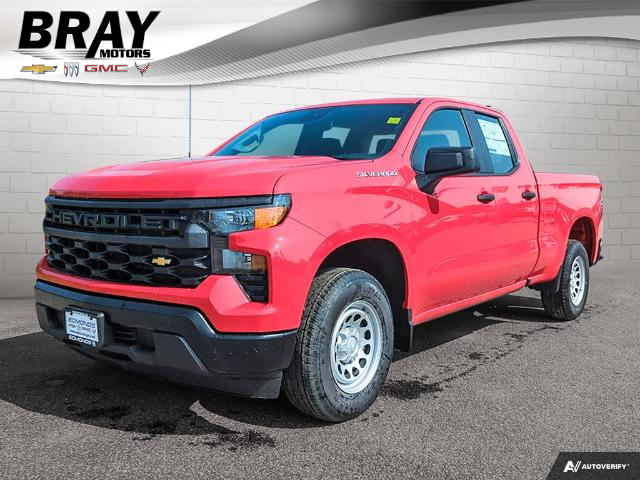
355,171,398,177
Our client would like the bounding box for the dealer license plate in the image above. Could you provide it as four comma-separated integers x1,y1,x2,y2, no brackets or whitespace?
64,308,103,347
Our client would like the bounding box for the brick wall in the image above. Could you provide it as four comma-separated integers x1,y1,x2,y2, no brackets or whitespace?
0,37,638,297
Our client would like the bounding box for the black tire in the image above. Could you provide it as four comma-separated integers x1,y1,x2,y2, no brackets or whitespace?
282,268,394,422
541,240,590,321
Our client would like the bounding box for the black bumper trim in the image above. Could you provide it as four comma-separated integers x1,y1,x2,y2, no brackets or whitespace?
34,280,297,398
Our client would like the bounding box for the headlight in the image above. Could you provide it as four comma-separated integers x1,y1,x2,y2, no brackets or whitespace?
197,194,290,283
197,194,290,234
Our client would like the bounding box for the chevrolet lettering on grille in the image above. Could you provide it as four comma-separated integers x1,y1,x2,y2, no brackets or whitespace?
49,209,181,230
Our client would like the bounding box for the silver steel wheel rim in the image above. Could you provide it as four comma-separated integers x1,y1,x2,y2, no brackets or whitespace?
569,256,586,306
330,300,383,394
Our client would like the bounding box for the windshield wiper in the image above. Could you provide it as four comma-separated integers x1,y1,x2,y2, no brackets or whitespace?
326,154,371,160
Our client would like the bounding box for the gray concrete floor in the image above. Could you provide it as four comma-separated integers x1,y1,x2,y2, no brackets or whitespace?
1,261,638,479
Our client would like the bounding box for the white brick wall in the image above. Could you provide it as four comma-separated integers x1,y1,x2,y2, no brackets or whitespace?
0,37,639,297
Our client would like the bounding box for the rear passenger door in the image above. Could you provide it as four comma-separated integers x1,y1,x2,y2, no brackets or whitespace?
469,112,540,287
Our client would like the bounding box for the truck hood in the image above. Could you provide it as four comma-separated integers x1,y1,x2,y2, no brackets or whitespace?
50,156,340,198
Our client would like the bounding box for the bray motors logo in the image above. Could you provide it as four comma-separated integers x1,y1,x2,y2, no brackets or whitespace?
14,11,160,60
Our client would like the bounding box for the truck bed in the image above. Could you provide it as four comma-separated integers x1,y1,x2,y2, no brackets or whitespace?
531,172,602,282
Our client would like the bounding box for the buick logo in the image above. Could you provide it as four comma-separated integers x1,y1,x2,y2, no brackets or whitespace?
64,62,79,77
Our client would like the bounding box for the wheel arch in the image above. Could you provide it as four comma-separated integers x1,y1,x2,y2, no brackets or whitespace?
568,215,597,265
533,214,598,294
315,236,413,352
568,216,598,264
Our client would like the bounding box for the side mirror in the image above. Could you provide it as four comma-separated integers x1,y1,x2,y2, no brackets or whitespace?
417,146,479,194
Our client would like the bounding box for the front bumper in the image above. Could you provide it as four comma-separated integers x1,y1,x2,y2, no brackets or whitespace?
34,280,297,398
36,208,325,334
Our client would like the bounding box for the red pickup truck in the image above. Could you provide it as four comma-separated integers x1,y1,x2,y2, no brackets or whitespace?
35,98,603,421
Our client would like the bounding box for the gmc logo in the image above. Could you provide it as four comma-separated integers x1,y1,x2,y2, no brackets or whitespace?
85,64,128,72
50,209,178,230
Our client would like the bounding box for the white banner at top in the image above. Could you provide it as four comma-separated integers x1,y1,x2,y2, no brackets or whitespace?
1,0,639,85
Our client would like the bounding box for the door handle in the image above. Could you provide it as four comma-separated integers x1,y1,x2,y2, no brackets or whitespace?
477,193,495,203
522,190,536,200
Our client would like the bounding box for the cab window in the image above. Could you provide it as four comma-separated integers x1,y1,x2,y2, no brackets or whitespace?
411,109,472,171
216,104,417,160
475,114,516,174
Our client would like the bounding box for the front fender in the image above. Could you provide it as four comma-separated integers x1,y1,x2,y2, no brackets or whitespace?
299,222,415,306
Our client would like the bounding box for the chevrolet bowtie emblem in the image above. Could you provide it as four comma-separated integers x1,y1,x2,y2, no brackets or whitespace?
21,64,57,74
151,257,172,266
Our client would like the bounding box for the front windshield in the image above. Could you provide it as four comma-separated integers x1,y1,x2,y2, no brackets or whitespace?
214,103,417,160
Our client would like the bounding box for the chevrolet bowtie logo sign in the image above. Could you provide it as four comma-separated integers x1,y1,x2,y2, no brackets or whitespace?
21,64,57,74
151,257,172,266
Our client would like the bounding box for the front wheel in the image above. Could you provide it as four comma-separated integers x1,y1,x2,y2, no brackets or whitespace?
541,240,590,321
282,268,394,422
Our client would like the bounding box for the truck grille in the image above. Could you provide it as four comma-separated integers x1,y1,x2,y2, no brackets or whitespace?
42,196,271,299
46,235,211,287
44,197,212,288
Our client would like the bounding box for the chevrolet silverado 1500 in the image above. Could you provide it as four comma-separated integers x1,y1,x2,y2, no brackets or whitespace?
35,98,603,421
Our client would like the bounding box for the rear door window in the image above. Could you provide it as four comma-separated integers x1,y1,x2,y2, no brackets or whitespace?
474,114,516,174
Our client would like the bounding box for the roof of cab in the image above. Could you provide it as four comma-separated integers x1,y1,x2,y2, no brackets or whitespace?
284,97,500,114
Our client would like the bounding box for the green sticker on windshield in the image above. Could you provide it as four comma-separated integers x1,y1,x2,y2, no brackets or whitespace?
387,117,401,125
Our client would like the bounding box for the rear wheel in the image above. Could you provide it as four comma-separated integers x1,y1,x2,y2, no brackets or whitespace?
541,240,590,321
282,268,393,422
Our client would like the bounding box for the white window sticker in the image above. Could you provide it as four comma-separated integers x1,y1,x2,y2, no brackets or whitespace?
477,118,511,156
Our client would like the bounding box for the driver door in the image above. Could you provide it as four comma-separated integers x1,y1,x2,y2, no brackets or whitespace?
407,106,504,314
